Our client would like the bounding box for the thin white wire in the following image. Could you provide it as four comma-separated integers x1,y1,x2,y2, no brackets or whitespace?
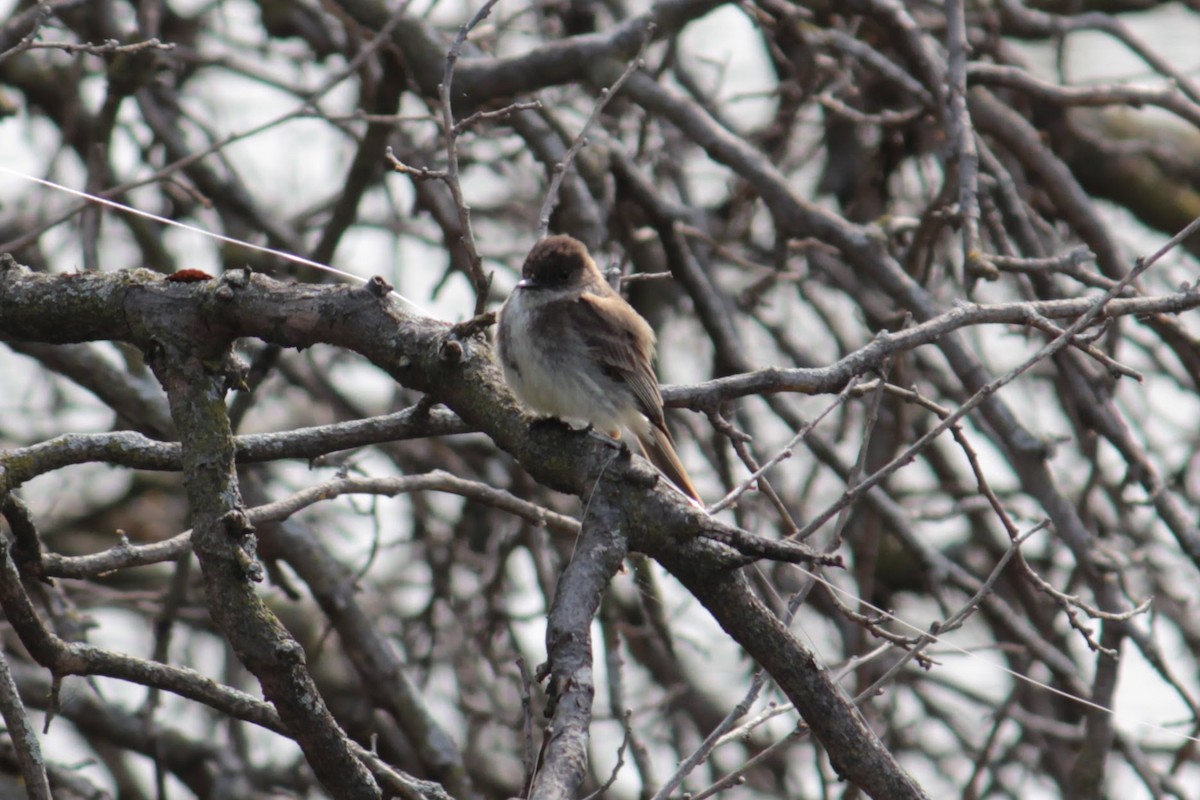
7,162,1200,749
792,563,1200,745
0,164,435,317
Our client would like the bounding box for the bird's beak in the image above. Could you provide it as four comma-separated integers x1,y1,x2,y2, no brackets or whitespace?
515,278,537,290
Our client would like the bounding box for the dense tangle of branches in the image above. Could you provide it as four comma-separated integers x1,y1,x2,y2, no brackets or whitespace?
2,0,1200,798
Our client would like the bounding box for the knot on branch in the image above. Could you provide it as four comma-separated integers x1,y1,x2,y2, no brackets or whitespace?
224,266,252,288
439,337,464,363
222,508,256,539
0,253,25,275
448,310,496,340
365,275,393,298
274,639,307,665
222,510,263,581
965,250,999,283
625,458,658,492
221,350,251,392
213,267,250,300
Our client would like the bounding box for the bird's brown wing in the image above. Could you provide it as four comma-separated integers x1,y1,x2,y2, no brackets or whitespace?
575,290,666,431
578,290,702,503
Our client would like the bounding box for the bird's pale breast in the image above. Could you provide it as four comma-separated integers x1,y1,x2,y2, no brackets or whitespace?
498,293,645,434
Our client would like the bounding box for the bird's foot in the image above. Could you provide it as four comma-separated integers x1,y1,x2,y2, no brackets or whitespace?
587,428,631,460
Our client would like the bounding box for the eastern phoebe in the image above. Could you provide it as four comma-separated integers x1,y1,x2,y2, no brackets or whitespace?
496,235,702,504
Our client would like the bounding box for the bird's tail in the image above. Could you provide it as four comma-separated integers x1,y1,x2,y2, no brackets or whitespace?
634,425,703,506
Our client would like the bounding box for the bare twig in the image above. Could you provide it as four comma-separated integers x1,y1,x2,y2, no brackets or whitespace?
0,648,51,799
535,22,656,239
437,0,503,314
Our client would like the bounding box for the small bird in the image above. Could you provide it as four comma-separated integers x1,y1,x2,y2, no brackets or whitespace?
496,235,702,504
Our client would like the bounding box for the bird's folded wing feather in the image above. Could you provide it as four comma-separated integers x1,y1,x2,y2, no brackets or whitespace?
576,291,666,431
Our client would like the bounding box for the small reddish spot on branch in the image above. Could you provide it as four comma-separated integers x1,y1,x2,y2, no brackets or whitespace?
167,269,214,283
